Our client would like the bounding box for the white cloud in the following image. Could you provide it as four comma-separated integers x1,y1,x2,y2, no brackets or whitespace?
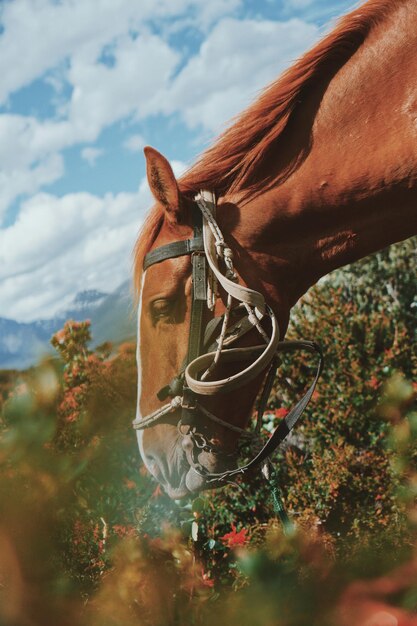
0,32,179,220
0,0,246,219
189,0,242,31
0,1,327,323
0,0,243,105
283,0,315,9
162,17,320,133
0,161,183,321
0,9,321,222
0,31,179,163
0,153,64,218
81,147,104,166
123,134,146,153
0,187,145,320
67,32,180,133
171,161,188,178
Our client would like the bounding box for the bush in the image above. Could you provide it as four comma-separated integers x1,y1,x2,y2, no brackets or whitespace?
0,238,415,625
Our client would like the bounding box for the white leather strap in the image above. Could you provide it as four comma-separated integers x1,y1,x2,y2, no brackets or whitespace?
184,190,281,396
185,305,280,395
196,191,266,316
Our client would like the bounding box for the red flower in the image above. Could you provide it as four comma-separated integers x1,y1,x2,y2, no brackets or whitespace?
220,524,248,547
201,568,214,587
112,524,136,538
53,329,66,344
275,407,289,419
123,478,136,490
369,376,379,390
152,484,163,498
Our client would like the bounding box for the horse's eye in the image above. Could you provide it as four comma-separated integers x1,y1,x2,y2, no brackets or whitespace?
150,299,173,322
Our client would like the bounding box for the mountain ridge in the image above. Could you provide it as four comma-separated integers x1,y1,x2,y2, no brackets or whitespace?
0,282,136,370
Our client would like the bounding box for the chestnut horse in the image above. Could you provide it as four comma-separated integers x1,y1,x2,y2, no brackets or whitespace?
133,0,417,499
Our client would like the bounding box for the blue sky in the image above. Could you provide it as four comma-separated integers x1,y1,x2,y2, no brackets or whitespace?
0,0,356,321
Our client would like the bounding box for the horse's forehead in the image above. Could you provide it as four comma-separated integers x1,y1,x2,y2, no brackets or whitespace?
142,256,190,300
140,218,194,298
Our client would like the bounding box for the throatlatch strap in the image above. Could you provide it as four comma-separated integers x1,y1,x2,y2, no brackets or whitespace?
198,340,324,481
269,470,293,535
232,340,323,473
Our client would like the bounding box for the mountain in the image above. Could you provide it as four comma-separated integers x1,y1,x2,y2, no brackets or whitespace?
0,283,137,370
90,282,137,346
59,289,108,319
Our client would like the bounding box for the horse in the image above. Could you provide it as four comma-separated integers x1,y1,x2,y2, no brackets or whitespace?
132,0,417,499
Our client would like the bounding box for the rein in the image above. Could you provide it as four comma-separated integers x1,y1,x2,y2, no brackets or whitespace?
133,191,323,490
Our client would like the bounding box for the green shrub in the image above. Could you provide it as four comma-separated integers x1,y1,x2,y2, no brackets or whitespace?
0,238,415,625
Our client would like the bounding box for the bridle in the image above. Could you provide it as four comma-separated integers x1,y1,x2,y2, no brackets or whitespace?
132,191,323,486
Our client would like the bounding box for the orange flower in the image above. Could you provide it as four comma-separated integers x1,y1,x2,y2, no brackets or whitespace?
63,393,78,410
275,407,289,419
123,478,136,490
53,329,66,343
220,524,248,547
152,484,163,498
112,524,136,538
201,568,214,587
369,376,379,390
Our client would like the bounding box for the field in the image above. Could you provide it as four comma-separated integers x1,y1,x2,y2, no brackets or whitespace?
0,238,416,626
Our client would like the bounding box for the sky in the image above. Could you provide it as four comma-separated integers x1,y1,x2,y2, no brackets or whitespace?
0,0,357,322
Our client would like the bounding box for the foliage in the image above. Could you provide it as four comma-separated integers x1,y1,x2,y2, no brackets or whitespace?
0,238,416,625
268,238,416,540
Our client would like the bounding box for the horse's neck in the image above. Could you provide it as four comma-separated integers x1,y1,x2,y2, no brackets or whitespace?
234,0,417,313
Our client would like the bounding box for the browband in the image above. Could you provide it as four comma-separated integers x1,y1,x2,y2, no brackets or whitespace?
143,236,204,271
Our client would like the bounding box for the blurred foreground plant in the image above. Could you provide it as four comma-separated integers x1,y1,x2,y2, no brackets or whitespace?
0,240,416,625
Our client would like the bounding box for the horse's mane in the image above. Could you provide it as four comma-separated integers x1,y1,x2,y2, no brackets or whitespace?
134,0,401,293
180,0,401,197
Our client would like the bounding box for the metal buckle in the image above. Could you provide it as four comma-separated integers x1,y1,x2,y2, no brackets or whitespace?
181,387,197,410
191,251,207,301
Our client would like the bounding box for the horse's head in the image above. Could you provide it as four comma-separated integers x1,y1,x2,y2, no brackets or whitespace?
133,147,302,499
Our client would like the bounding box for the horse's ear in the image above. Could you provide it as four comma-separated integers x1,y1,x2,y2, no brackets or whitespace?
144,146,181,223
